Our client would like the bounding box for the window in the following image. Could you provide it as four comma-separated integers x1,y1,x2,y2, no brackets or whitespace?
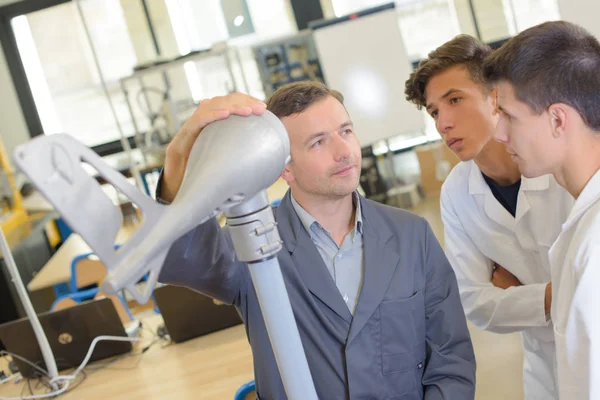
329,0,461,61
508,0,561,32
12,1,146,147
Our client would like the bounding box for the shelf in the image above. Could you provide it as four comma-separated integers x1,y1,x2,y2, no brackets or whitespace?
120,46,229,83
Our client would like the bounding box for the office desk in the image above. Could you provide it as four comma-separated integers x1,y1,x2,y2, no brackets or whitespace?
0,315,254,400
27,224,139,292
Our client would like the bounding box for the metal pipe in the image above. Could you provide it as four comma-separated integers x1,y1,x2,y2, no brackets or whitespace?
0,226,59,386
226,191,317,399
467,0,482,40
74,0,145,191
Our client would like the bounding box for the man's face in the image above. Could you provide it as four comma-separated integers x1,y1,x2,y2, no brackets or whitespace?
280,95,362,200
494,80,563,178
424,65,498,161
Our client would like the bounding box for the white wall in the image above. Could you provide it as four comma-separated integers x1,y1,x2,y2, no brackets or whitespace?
472,0,512,42
558,0,600,39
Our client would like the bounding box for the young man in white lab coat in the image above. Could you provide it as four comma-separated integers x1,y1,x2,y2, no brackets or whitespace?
405,35,574,399
484,21,600,399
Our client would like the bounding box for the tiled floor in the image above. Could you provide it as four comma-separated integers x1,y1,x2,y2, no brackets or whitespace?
412,195,524,400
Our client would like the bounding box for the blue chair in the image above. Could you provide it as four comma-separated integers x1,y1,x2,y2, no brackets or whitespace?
67,245,121,296
234,380,256,400
52,282,71,299
271,198,282,207
50,246,134,321
68,251,104,299
55,217,73,242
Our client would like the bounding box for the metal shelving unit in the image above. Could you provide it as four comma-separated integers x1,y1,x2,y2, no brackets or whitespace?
252,30,324,97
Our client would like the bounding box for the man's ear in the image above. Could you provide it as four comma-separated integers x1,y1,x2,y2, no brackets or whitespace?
490,87,499,114
281,163,295,184
548,104,568,139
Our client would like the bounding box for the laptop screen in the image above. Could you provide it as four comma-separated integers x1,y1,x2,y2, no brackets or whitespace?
153,285,242,343
0,298,131,378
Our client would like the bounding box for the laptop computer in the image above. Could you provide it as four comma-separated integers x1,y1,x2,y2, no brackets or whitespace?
0,298,132,378
153,285,243,343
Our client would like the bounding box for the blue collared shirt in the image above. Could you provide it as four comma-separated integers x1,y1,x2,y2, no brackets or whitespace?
290,192,364,315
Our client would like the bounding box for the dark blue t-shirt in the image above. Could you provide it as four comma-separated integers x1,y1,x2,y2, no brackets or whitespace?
482,173,521,217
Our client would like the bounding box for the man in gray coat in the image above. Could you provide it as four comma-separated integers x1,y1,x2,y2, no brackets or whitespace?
157,81,476,399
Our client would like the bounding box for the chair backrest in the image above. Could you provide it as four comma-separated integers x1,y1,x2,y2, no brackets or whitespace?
70,253,107,291
75,257,107,289
234,380,256,400
94,291,133,325
52,297,78,311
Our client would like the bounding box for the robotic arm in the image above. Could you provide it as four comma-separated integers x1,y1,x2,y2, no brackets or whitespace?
13,110,317,399
13,111,288,302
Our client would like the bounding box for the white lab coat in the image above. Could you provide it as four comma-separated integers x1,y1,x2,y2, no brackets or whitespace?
549,169,600,400
440,160,574,400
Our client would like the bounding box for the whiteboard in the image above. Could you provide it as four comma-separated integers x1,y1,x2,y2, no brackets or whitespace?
311,6,424,147
558,0,600,40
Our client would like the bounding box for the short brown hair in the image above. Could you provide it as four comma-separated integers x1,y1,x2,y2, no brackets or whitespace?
405,35,493,109
484,21,600,131
266,81,344,118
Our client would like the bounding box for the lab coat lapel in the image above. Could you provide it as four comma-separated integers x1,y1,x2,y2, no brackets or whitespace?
468,161,515,231
562,170,600,231
515,175,550,223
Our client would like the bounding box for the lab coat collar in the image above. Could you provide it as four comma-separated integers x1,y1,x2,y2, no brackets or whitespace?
562,169,600,231
467,160,550,195
467,161,514,230
515,175,549,222
467,161,550,228
467,160,488,196
521,175,550,191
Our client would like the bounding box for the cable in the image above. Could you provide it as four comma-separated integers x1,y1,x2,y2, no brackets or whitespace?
0,352,66,400
0,352,48,378
0,380,70,400
84,338,158,373
155,324,173,348
34,358,87,393
50,335,142,386
21,360,86,399
140,322,158,340
0,373,20,385
0,336,144,400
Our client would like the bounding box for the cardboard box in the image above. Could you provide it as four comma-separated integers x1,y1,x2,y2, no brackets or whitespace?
414,141,459,197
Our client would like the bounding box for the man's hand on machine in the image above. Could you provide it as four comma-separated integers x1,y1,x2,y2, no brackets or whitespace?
161,93,267,202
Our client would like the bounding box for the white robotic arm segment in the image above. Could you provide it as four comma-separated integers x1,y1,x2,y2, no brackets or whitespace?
102,111,291,302
13,111,290,303
12,133,163,269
